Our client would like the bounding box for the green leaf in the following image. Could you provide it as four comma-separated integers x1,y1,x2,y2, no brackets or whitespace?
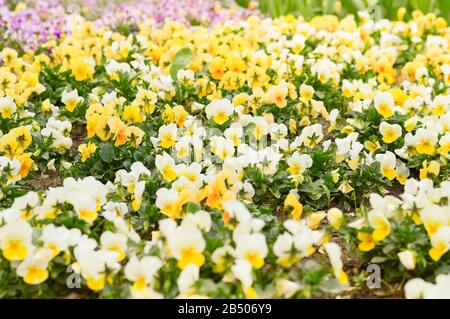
323,0,336,15
235,0,251,8
170,48,193,81
437,0,450,21
311,150,333,171
435,264,450,275
133,151,144,162
186,202,201,214
100,143,114,163
382,243,396,254
371,256,388,263
367,107,380,122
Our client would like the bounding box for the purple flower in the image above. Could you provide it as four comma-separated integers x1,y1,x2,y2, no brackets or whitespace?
0,0,257,51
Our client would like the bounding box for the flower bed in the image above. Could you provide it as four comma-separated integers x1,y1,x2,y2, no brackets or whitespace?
0,2,449,298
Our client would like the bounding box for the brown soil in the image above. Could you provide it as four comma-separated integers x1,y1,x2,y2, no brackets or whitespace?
24,122,86,192
26,170,62,191
71,121,86,152
383,181,404,198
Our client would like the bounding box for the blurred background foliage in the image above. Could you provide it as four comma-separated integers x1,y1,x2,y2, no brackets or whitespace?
237,0,450,21
2,0,449,22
